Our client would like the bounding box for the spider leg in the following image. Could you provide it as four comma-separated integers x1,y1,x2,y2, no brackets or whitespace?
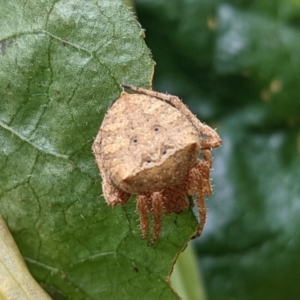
150,192,163,245
122,84,221,149
102,179,131,206
195,187,206,237
201,150,213,196
136,195,149,239
200,125,222,150
187,153,213,237
187,162,206,237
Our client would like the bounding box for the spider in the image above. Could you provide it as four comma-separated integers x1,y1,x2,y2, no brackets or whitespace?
92,85,221,244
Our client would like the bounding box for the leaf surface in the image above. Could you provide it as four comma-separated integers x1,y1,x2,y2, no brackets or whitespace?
0,1,197,299
136,0,300,299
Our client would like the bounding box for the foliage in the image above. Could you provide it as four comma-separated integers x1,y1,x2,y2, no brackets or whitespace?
136,0,300,299
0,1,198,299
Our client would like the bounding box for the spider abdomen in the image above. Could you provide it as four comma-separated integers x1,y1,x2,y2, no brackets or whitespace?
100,92,201,194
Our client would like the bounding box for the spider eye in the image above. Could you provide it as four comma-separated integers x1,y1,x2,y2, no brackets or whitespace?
161,147,168,155
133,139,138,143
152,125,162,132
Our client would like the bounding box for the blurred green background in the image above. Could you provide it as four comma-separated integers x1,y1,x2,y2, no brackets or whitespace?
134,0,300,299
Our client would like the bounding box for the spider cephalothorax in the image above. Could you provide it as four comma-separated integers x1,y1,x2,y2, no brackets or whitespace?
93,85,221,244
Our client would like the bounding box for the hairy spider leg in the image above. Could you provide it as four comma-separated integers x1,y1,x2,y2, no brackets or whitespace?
151,192,163,245
201,150,213,196
187,150,213,237
136,195,149,238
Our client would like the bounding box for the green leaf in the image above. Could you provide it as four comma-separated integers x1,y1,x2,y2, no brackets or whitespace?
0,0,198,299
136,0,300,299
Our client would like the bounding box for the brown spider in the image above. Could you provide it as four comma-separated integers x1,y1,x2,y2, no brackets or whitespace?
92,85,221,244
